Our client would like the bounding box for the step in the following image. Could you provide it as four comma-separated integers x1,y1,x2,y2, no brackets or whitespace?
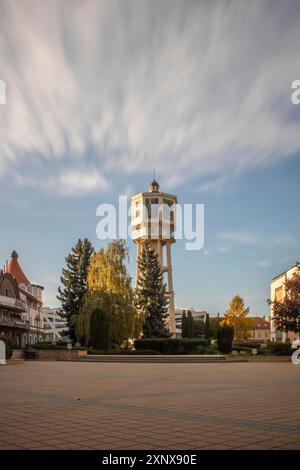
74,354,227,363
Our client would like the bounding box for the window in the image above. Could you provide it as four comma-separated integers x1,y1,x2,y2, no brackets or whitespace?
163,199,174,221
275,286,284,302
145,198,159,219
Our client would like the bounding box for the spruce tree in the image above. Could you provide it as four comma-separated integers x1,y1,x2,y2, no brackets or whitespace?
135,240,169,338
57,238,94,343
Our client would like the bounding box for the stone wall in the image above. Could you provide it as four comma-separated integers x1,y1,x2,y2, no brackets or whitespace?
12,349,24,359
30,349,87,361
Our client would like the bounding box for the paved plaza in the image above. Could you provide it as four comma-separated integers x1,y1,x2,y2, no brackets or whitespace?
0,361,300,450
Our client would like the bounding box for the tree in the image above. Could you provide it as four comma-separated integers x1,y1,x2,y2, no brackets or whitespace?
182,312,205,338
183,310,195,338
268,264,300,335
57,239,94,343
135,240,169,338
181,311,187,337
76,240,137,347
194,319,205,338
204,314,211,341
217,325,234,354
90,308,109,350
210,316,223,339
221,295,253,341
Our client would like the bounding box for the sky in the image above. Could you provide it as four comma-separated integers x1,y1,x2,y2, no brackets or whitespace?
0,0,300,316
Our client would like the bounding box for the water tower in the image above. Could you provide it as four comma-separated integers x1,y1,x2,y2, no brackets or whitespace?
131,179,177,335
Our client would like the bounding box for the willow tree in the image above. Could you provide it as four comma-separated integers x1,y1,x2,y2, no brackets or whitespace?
76,240,137,347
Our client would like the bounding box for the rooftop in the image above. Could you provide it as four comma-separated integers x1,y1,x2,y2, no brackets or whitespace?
5,250,30,285
272,262,299,281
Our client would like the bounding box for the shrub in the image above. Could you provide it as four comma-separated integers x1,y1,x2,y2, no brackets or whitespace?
231,346,253,355
217,325,234,354
134,338,209,354
261,342,292,356
0,334,12,359
195,345,218,355
233,341,262,349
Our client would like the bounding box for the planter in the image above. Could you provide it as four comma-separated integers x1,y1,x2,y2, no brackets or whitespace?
12,349,24,359
28,349,87,361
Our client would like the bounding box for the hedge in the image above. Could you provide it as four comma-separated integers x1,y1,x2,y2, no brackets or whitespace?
0,334,13,360
134,338,209,354
231,346,253,354
233,341,262,349
260,342,292,356
31,343,86,351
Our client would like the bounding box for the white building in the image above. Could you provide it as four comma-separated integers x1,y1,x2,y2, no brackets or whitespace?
175,307,208,335
270,262,300,343
41,307,67,343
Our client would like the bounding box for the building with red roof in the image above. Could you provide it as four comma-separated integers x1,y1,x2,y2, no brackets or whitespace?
0,251,44,347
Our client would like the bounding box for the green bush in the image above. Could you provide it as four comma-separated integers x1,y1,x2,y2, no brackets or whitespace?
233,341,262,349
261,342,292,356
134,338,209,354
195,345,218,355
232,346,253,354
217,325,234,354
0,334,13,359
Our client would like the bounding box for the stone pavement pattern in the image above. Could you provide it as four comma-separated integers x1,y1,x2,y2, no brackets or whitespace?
0,362,299,450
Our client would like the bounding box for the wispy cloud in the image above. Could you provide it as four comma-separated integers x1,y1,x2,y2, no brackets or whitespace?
254,260,271,268
217,230,292,248
0,0,300,196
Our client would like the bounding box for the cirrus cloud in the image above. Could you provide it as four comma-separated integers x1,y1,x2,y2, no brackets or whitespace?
0,0,300,196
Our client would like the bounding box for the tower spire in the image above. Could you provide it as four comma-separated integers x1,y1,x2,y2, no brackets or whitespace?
148,170,159,192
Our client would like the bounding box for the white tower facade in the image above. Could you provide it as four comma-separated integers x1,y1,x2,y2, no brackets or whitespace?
131,179,177,335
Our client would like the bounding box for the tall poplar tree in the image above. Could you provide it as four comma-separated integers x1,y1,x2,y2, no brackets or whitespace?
135,240,169,338
57,238,94,343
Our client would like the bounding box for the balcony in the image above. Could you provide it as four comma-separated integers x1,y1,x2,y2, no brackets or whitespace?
0,316,30,330
0,295,27,313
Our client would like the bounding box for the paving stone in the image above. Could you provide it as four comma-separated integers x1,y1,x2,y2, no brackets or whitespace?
0,361,300,450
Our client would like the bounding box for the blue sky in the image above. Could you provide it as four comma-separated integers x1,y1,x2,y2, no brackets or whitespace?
0,0,300,316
